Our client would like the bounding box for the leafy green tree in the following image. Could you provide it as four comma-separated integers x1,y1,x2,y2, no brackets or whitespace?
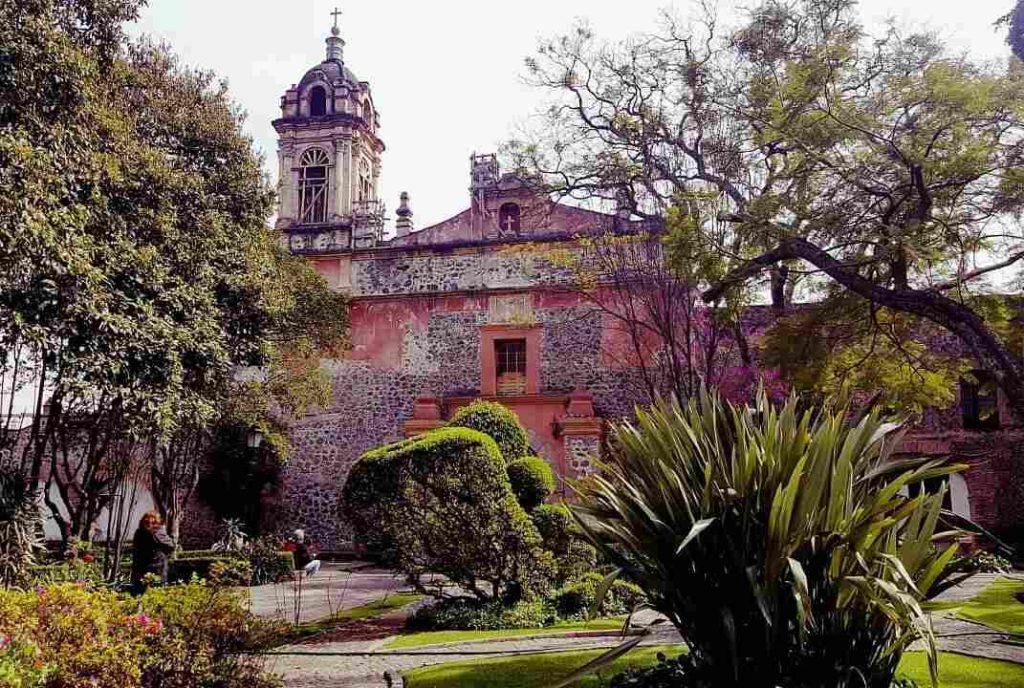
516,0,1024,420
0,0,348,543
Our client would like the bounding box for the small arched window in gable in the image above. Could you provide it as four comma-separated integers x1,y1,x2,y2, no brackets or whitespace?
309,86,328,116
498,203,521,234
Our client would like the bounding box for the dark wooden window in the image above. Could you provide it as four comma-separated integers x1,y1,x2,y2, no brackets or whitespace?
961,369,1000,430
907,477,953,511
496,339,527,395
309,86,328,116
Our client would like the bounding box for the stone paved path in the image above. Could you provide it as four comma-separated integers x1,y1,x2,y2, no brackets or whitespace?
246,563,410,625
264,572,1024,687
921,572,1024,665
268,612,682,688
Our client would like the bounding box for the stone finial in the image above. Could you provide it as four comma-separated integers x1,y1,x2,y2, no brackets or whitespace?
395,191,414,237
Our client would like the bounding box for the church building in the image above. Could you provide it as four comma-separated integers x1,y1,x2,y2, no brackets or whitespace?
268,21,1022,552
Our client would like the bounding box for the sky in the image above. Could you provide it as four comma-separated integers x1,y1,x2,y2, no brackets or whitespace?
128,0,1017,234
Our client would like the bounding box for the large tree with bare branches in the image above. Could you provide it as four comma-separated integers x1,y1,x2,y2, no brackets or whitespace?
513,0,1024,418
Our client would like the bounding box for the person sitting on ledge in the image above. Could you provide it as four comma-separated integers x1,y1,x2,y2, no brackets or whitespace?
287,528,321,578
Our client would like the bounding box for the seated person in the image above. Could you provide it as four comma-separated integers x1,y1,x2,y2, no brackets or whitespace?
289,528,321,577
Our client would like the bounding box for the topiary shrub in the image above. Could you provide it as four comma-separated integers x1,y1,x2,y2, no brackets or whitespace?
342,427,547,600
532,504,597,584
448,401,530,462
507,456,556,510
552,572,646,619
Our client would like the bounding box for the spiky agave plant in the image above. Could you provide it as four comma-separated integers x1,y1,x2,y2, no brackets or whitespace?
571,391,961,688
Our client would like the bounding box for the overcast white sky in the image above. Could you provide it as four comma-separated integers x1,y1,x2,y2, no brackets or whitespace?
129,0,1015,233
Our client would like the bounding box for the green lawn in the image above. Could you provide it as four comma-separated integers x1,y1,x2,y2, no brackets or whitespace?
403,649,1024,688
954,579,1024,634
403,644,683,688
274,592,423,644
899,653,1024,687
385,617,627,650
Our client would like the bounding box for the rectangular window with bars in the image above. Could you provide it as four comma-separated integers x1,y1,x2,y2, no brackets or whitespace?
495,339,527,395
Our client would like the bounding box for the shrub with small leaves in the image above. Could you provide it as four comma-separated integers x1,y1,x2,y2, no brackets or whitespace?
532,504,597,584
448,401,531,462
507,456,556,510
552,572,645,619
208,558,253,586
406,597,557,631
343,427,547,600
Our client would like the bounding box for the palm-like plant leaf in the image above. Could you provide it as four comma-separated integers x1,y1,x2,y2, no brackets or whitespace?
567,391,957,688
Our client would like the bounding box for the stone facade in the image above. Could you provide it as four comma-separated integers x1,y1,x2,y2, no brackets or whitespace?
257,21,1024,553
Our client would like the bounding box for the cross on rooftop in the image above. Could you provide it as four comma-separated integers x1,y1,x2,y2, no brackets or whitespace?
331,7,342,29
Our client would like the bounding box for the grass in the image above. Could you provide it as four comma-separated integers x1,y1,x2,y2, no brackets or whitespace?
403,644,683,688
402,648,1024,688
271,592,423,644
954,578,1024,635
384,617,627,650
898,652,1024,687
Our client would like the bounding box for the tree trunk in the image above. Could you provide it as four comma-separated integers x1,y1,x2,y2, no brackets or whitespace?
705,237,1024,421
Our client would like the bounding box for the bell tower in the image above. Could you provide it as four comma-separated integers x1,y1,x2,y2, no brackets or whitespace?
273,9,385,252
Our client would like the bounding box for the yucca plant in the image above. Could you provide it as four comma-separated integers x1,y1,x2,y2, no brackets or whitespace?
571,391,962,688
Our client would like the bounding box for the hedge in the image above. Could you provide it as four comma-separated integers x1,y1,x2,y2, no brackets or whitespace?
169,551,293,585
507,456,556,510
342,426,547,599
448,401,531,462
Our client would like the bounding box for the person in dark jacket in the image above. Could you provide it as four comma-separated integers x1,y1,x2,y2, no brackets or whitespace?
131,511,176,594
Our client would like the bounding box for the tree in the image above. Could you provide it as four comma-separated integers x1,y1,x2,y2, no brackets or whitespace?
516,0,1024,420
0,0,348,545
539,202,758,406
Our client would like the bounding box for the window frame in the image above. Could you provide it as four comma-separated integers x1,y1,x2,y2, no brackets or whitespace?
298,148,332,225
481,326,540,396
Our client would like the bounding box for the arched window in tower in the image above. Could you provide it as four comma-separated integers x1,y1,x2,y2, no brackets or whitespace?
498,202,521,234
299,148,331,224
309,86,328,116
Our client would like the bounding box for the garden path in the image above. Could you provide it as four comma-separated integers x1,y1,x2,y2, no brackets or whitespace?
267,608,680,687
246,563,409,625
921,572,1024,666
266,572,1024,687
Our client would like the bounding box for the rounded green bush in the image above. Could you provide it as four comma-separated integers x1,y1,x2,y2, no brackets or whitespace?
552,572,646,619
448,401,531,462
507,456,555,510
